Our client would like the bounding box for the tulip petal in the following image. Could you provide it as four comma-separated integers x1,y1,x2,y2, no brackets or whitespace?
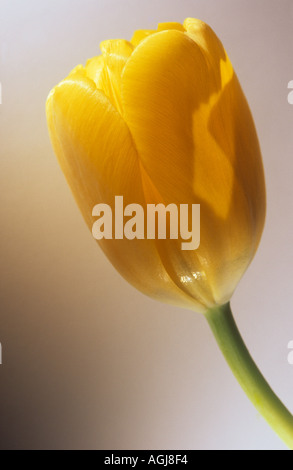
131,29,156,47
122,29,236,211
87,39,134,114
122,26,265,305
46,72,206,311
85,55,104,88
122,30,207,204
184,18,266,253
157,22,185,32
183,18,228,83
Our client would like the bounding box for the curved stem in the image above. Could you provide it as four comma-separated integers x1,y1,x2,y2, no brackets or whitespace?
205,302,293,449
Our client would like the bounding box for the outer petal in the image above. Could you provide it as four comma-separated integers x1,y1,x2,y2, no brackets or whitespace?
121,27,265,305
184,19,266,265
46,71,205,311
122,29,230,208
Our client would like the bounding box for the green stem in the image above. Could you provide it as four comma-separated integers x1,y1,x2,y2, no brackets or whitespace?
205,302,293,449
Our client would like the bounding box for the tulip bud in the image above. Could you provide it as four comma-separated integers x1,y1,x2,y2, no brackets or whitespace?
46,18,266,313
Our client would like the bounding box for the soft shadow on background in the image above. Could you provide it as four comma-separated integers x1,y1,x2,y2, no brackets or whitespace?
0,0,292,450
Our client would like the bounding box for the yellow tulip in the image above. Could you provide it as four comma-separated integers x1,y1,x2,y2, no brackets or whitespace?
46,19,293,448
46,18,265,313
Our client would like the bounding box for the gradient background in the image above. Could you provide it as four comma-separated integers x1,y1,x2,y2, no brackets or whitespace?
0,0,293,450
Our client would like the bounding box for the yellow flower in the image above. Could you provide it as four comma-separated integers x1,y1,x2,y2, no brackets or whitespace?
46,18,266,313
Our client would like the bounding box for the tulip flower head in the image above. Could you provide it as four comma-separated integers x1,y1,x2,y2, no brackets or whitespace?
46,18,266,314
